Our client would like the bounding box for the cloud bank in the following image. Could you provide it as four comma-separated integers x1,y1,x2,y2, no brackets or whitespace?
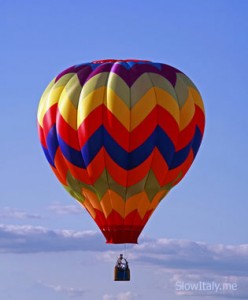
38,280,87,298
47,202,84,215
0,207,42,219
1,223,248,274
0,224,107,253
1,223,248,298
133,238,248,275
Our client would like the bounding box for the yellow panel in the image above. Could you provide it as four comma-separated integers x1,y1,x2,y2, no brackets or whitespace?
82,188,102,212
125,192,146,216
58,89,78,130
189,87,205,112
150,190,168,210
38,73,75,126
179,91,195,130
101,192,113,218
64,75,82,108
108,190,125,217
37,78,56,126
130,88,156,130
155,87,180,125
107,72,130,106
105,88,131,130
83,198,96,219
78,86,131,130
137,193,150,219
44,85,64,117
38,85,64,126
77,87,105,127
80,72,109,98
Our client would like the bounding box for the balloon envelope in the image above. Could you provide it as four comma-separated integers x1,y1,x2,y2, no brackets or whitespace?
37,59,205,244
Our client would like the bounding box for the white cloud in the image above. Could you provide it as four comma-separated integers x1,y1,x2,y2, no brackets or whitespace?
48,202,84,215
39,281,87,298
132,238,248,275
103,291,138,300
0,207,42,219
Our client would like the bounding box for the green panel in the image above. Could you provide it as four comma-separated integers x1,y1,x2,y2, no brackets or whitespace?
148,72,178,100
174,74,189,109
177,73,198,90
55,73,75,87
144,170,162,201
126,176,149,199
66,171,95,196
130,73,154,107
93,169,110,200
80,72,109,97
64,74,82,108
107,72,130,107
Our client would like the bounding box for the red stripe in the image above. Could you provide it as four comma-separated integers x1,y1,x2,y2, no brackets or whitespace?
176,105,205,150
140,210,153,227
53,148,69,185
50,145,156,187
107,210,124,227
157,106,179,146
42,104,58,137
107,106,174,151
79,105,180,152
37,123,47,148
151,147,169,186
79,105,157,151
129,107,157,151
162,149,194,186
76,105,183,153
93,209,106,227
60,155,93,185
176,118,196,151
103,106,129,150
195,105,205,134
94,209,151,244
57,112,81,150
105,150,153,187
86,147,105,183
77,105,103,147
95,209,154,244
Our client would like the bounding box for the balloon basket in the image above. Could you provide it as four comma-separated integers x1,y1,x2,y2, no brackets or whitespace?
114,266,130,281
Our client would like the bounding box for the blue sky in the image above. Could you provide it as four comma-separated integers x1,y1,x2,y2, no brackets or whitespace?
0,1,248,299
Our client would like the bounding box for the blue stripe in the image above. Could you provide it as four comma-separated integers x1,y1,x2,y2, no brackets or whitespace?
168,126,203,170
157,126,175,166
58,134,86,168
45,125,59,166
81,126,103,167
169,142,192,169
192,126,203,157
51,125,200,171
148,61,162,70
104,127,156,170
81,126,176,170
42,145,55,167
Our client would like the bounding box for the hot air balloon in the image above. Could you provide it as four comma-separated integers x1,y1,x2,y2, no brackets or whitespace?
37,59,205,247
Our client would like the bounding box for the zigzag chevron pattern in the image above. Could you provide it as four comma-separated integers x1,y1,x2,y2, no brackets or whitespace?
37,59,205,244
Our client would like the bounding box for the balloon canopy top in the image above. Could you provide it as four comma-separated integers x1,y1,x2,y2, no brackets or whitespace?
92,59,150,64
